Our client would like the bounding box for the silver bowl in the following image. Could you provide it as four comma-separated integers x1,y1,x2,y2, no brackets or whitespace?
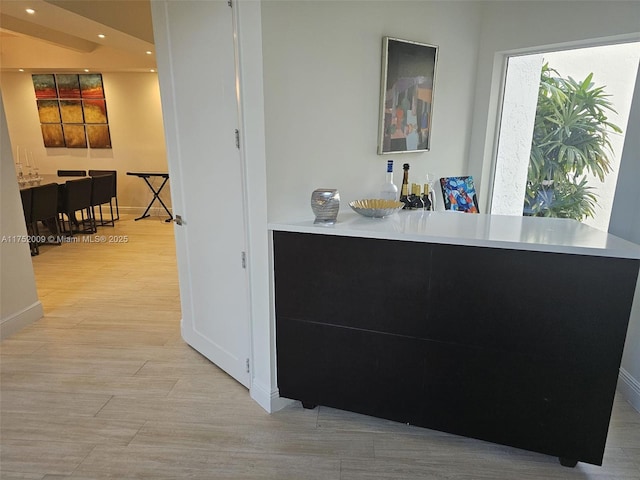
349,199,404,218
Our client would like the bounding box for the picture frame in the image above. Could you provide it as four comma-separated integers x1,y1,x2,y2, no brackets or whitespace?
378,37,438,154
32,73,111,149
439,176,480,213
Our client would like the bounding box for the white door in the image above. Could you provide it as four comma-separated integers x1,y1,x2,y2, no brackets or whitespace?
151,1,251,387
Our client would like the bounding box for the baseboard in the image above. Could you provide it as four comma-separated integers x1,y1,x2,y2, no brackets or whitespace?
618,367,640,413
250,378,294,413
119,206,173,220
0,301,44,340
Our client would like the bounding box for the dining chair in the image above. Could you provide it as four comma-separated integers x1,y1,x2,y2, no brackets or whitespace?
31,183,62,254
58,177,96,235
439,176,480,213
57,169,86,177
88,170,119,221
90,174,116,227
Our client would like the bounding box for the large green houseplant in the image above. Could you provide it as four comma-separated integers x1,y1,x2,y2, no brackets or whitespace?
523,64,621,220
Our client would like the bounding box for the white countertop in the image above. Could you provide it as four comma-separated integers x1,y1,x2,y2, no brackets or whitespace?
269,211,640,259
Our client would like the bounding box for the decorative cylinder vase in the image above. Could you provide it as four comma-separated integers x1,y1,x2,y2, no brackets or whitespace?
311,188,340,225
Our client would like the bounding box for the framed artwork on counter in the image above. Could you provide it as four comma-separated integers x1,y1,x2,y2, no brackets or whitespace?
440,176,480,213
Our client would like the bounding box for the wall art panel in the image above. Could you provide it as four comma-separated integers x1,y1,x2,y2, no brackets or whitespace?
32,73,111,149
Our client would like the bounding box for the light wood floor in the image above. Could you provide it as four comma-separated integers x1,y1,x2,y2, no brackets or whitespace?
1,214,639,479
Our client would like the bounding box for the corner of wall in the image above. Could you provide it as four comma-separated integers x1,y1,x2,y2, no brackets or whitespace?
1,89,43,339
250,379,294,413
610,63,640,413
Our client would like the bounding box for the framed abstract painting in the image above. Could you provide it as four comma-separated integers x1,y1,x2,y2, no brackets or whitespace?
378,37,438,154
32,73,111,149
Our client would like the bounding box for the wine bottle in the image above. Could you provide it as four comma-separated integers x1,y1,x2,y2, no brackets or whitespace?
399,163,410,205
409,184,424,210
380,160,398,200
407,183,416,209
422,183,432,210
400,184,411,209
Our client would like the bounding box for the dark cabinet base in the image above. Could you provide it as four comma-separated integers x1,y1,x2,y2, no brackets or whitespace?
273,231,639,467
560,458,579,468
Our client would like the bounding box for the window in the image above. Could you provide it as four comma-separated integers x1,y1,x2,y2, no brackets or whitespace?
491,43,640,231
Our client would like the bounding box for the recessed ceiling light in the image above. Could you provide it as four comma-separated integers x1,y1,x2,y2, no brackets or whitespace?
18,68,25,72
84,69,90,72
97,34,106,39
145,51,153,55
150,69,156,73
25,8,35,14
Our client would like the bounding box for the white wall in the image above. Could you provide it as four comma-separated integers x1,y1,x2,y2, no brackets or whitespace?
491,54,542,216
610,63,640,412
0,72,170,213
0,92,43,339
261,0,483,221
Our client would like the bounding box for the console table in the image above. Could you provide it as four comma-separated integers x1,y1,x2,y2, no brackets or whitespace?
269,211,640,467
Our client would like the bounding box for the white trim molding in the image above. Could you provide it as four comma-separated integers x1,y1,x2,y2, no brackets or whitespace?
1,301,43,340
619,367,640,413
250,378,294,413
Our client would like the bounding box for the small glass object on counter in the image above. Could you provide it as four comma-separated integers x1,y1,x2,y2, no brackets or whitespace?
425,173,436,210
311,188,340,225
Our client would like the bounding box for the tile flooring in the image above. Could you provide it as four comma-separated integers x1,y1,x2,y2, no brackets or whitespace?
1,215,639,479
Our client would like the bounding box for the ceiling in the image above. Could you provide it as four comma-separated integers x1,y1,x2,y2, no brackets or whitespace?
0,0,156,73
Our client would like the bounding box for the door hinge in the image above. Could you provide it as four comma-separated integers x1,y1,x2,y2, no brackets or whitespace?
241,251,247,269
228,0,232,7
246,358,250,373
234,129,240,149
